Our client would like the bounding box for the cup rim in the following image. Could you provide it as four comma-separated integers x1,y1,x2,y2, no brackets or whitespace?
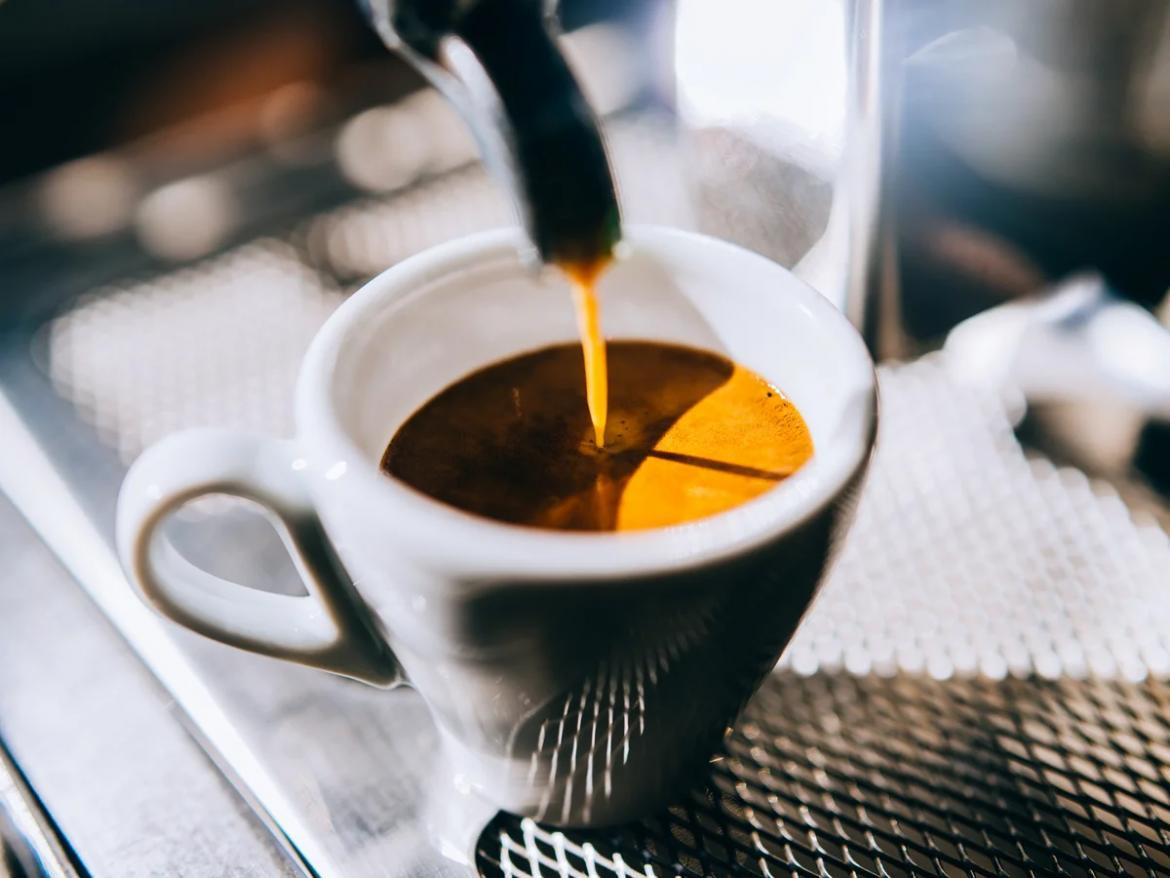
297,225,876,582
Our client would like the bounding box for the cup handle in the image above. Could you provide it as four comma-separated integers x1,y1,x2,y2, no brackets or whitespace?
116,428,402,687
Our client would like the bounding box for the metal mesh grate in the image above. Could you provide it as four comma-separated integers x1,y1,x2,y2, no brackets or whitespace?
46,240,342,463
779,362,1170,683
478,673,1170,878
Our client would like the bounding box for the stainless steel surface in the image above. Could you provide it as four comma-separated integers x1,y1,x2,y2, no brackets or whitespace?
0,390,466,877
0,492,297,877
0,741,77,878
839,0,902,356
797,0,905,357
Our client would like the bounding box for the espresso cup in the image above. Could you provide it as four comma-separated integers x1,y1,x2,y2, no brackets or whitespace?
116,226,876,827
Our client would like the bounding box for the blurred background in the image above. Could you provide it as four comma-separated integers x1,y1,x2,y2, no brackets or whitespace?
5,1,1170,876
6,0,1170,498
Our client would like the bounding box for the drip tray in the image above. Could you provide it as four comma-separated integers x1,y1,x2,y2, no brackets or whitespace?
478,672,1170,877
2,107,1169,877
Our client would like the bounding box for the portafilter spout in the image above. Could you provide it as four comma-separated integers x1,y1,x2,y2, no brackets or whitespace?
359,0,622,269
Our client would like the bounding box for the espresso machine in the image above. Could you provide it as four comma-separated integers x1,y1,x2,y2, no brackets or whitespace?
877,0,1170,495
3,1,1170,876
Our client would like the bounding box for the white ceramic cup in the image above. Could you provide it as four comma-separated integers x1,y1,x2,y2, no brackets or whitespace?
117,226,876,827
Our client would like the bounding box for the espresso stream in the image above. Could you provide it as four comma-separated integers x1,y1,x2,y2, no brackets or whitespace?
383,341,812,531
565,262,609,446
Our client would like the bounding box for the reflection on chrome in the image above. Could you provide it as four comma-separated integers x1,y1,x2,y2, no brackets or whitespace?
336,104,434,193
37,156,138,240
674,0,847,154
135,174,236,261
259,80,333,166
334,22,634,197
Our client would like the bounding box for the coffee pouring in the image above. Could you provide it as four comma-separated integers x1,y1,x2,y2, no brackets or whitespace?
358,0,624,442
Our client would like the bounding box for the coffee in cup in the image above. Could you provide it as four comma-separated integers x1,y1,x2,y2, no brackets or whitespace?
383,340,813,531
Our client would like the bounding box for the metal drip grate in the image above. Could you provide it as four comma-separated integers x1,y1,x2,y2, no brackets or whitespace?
779,362,1170,683
46,240,342,463
478,673,1170,877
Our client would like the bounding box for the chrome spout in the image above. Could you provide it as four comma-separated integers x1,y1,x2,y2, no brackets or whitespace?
360,0,621,268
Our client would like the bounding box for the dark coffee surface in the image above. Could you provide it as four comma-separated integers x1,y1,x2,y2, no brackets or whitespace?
382,341,812,531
